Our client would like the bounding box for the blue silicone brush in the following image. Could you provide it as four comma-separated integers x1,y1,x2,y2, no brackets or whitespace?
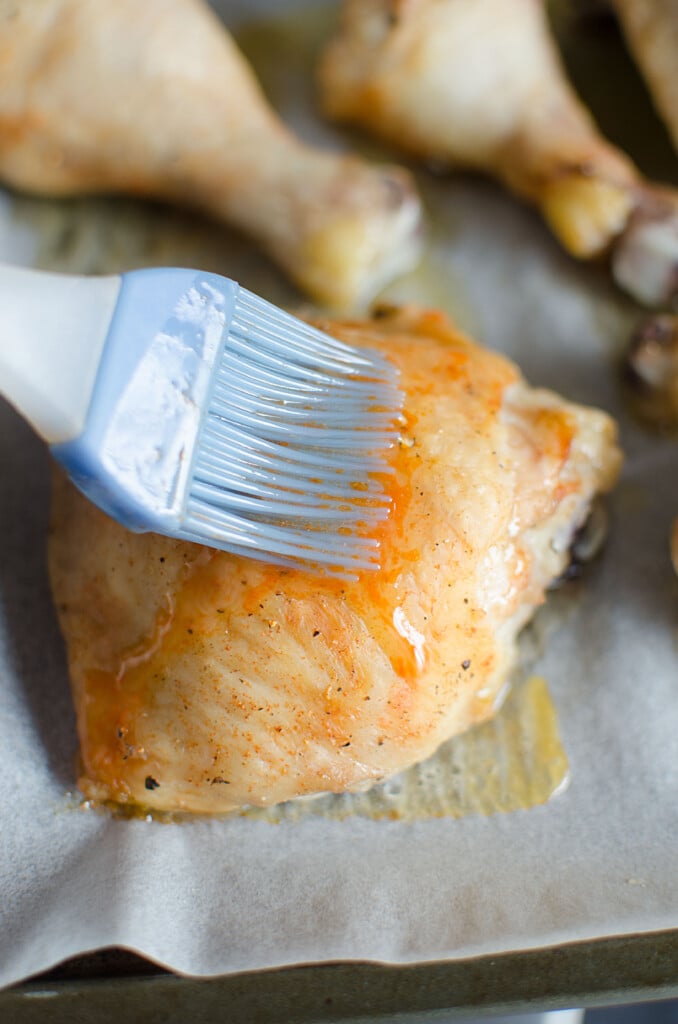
0,265,403,573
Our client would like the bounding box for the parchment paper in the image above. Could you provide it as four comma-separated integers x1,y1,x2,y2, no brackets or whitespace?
1,0,678,990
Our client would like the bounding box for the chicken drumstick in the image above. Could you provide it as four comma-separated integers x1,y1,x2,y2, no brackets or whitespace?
612,0,678,156
0,0,422,309
319,0,678,308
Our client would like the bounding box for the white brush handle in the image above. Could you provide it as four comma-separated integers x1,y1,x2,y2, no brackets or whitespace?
0,264,121,444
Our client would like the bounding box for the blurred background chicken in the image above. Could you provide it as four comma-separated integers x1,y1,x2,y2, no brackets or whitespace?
601,0,678,574
319,0,678,310
0,0,423,310
0,0,674,314
611,0,678,155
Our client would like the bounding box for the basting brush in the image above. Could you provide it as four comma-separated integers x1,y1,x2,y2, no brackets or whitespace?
0,265,403,573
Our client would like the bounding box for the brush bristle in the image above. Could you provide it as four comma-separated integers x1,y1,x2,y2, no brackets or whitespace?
181,287,403,574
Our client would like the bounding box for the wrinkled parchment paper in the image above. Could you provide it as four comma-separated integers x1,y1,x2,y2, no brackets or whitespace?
1,0,678,990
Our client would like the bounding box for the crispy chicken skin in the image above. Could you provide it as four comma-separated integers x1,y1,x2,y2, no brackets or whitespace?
319,0,678,308
0,0,422,308
48,307,621,814
612,0,678,155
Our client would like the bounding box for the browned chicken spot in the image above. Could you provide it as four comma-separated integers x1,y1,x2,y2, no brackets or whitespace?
48,306,621,814
0,0,422,308
318,0,678,308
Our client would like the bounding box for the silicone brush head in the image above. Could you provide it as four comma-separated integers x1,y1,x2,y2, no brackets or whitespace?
53,269,404,576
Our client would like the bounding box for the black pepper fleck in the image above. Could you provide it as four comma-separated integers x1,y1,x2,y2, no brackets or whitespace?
462,659,471,670
145,776,160,791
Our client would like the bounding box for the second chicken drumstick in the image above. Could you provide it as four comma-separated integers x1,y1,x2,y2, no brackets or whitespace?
319,0,678,309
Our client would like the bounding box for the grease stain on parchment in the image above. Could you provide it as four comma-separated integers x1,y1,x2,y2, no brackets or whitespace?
241,675,569,824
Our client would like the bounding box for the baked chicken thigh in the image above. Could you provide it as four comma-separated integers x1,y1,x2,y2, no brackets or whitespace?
0,0,422,308
49,306,621,814
319,0,678,308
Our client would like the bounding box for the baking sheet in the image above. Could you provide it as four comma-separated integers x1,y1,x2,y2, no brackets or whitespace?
2,0,678,990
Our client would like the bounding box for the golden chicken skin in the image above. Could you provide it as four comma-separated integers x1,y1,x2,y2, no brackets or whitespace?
48,307,621,814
